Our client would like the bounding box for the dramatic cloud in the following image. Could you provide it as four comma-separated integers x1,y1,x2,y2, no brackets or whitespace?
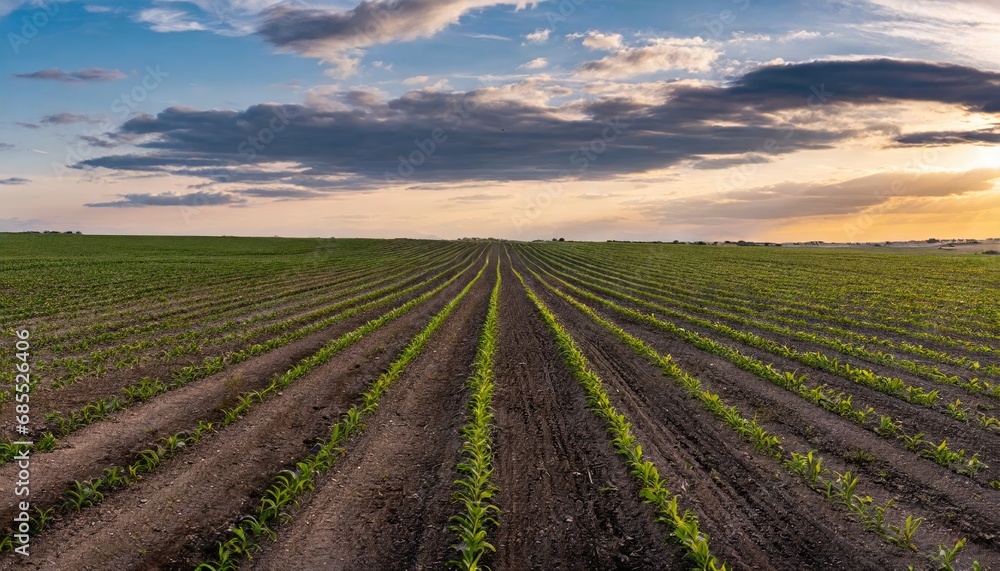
645,169,1000,224
0,177,31,185
85,191,245,207
522,28,550,45
13,67,127,82
72,59,1000,197
256,0,537,76
576,37,720,78
40,112,94,125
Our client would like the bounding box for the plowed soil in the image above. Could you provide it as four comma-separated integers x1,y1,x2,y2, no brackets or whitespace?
3,242,998,571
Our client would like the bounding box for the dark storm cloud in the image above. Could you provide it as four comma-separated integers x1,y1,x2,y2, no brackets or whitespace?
14,67,127,82
71,59,1000,194
84,191,244,207
894,129,1000,145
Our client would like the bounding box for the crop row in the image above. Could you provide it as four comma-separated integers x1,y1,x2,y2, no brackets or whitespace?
194,257,490,570
536,244,1000,353
0,258,489,552
512,258,728,570
449,263,502,570
28,245,475,390
519,250,993,481
522,249,1000,442
518,255,982,569
534,246,1000,378
0,253,482,464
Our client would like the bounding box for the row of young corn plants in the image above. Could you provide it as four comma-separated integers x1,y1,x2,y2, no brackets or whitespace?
518,254,992,480
532,247,1000,398
0,420,218,551
0,244,458,395
0,255,482,465
38,266,359,352
537,244,1000,369
34,246,475,389
2,241,460,399
448,263,501,571
520,261,983,569
532,245,1000,355
535,245,1000,361
4,237,435,330
631,246,1000,341
193,258,490,571
34,242,466,362
0,259,489,552
3,259,272,325
522,249,1000,436
36,239,464,353
511,262,728,571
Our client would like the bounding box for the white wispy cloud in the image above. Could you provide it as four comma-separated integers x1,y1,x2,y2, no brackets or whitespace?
519,57,549,70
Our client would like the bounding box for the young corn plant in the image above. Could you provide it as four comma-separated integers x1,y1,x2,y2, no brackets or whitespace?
929,537,982,571
196,259,490,571
888,514,924,551
514,266,728,570
449,266,501,571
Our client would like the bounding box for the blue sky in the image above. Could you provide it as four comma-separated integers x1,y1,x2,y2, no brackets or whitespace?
1,0,999,241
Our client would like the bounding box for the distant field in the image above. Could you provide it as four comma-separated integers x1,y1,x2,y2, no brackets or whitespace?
0,235,998,569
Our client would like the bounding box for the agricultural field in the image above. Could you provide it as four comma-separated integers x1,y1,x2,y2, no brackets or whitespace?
0,234,998,570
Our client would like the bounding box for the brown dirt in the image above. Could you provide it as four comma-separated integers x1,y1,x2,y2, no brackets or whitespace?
515,250,1000,567
512,249,926,570
245,257,494,571
0,258,467,442
5,243,997,570
0,259,483,570
488,259,684,570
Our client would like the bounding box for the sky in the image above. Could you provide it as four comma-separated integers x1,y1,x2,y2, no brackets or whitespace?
0,0,998,242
